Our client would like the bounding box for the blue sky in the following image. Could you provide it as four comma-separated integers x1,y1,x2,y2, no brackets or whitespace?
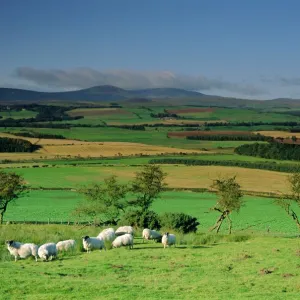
1,0,300,99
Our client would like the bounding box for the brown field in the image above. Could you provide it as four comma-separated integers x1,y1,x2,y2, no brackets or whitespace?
109,120,228,125
67,108,130,117
168,130,251,138
65,165,289,194
0,132,203,160
254,131,300,138
167,108,215,114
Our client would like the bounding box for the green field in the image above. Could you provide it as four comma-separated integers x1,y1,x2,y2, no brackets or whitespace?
0,224,299,299
0,109,37,119
4,190,300,235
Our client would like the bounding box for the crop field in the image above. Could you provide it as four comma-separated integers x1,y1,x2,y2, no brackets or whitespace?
3,190,300,235
255,131,300,138
167,130,252,138
3,164,289,194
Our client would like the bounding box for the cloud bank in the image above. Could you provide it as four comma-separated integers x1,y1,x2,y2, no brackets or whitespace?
14,67,266,96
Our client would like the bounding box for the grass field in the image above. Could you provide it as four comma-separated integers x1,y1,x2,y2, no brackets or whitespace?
4,164,289,194
0,109,37,119
4,190,300,235
0,225,299,299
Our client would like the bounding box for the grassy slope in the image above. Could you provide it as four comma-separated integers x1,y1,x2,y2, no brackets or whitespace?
4,190,300,234
0,110,37,119
0,225,299,300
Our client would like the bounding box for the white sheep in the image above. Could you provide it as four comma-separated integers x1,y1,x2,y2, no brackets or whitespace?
142,228,162,243
82,236,105,253
97,228,115,242
38,243,57,261
112,233,133,249
162,232,176,249
56,239,76,252
115,226,134,236
6,240,38,262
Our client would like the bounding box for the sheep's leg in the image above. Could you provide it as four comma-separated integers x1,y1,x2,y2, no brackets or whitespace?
14,256,18,262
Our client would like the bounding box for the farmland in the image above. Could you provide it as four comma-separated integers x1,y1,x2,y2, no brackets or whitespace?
1,102,300,299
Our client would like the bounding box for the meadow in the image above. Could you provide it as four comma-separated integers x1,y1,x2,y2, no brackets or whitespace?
0,225,299,299
4,190,300,235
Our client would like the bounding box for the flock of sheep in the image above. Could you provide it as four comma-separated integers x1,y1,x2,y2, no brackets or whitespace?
5,226,176,262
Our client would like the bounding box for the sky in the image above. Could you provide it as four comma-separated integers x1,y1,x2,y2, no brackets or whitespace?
1,0,300,99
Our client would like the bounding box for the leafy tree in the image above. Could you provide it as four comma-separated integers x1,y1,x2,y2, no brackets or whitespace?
209,176,243,234
74,175,128,225
0,171,26,224
129,165,167,211
119,210,161,230
276,172,300,229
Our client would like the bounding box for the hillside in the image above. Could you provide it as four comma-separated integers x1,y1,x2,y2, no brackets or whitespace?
0,85,204,103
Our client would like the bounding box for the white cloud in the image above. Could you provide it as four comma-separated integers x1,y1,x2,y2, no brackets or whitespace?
13,67,267,96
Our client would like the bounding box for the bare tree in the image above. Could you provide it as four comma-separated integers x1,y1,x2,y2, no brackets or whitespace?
209,176,243,234
276,172,300,229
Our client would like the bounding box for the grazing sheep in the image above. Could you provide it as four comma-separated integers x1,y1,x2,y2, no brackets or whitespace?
162,232,176,249
112,233,133,249
6,240,38,262
97,228,115,242
115,226,134,237
82,236,105,253
38,243,57,261
56,239,76,252
142,228,162,243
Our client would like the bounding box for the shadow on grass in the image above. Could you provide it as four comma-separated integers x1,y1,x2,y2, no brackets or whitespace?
131,245,211,250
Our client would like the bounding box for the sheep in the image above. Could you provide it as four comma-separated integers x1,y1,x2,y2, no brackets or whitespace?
162,232,176,249
142,228,162,243
97,228,115,242
56,239,76,252
82,236,105,253
6,240,38,262
38,243,57,261
112,233,133,249
115,226,134,237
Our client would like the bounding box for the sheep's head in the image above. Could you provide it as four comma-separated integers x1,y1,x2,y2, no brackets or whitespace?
5,240,14,246
82,236,89,241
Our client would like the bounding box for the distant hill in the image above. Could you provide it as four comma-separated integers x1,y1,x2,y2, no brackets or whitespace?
1,85,300,108
0,85,204,102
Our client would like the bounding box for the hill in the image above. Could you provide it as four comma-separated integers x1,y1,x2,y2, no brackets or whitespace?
0,85,204,103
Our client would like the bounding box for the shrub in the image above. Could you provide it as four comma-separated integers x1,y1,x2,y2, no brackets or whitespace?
160,212,199,233
119,210,161,230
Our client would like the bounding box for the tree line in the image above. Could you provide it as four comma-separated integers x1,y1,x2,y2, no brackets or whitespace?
6,131,66,139
0,137,40,153
148,158,300,173
234,142,300,161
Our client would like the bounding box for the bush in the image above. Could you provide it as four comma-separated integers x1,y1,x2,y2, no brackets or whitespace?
119,210,161,230
160,212,199,233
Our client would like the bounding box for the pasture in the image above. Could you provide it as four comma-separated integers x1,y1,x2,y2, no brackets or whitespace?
0,225,299,299
4,190,300,235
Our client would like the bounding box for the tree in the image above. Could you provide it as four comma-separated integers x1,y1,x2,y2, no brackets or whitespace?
129,165,167,211
0,171,26,224
209,176,243,234
276,172,300,229
74,175,128,225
